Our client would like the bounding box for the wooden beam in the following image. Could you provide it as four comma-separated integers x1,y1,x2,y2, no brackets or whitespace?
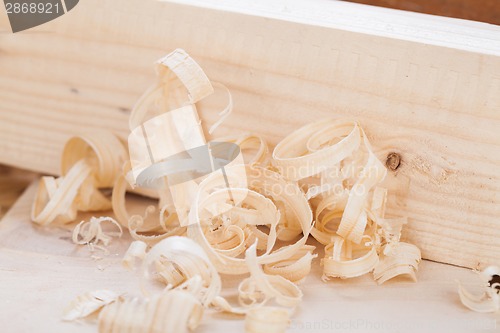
0,0,499,268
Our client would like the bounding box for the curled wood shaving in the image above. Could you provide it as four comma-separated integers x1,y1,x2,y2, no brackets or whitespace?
123,237,222,307
246,165,312,242
245,306,290,333
98,289,203,333
238,243,303,308
62,290,119,321
32,131,125,226
112,162,171,233
336,145,386,244
458,266,500,313
72,216,123,253
122,240,148,270
263,245,317,284
373,242,421,284
212,243,302,315
216,134,269,166
207,82,233,134
187,167,314,275
127,211,185,246
321,236,379,280
188,179,277,274
156,49,214,104
129,48,213,132
458,284,499,313
375,216,408,255
32,160,92,225
273,120,361,182
311,194,347,246
113,161,186,243
61,131,127,188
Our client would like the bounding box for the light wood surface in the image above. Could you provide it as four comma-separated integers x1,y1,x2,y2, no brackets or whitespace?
0,0,499,269
0,182,498,333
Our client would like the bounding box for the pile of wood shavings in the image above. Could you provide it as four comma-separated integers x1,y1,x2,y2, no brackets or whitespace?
32,49,422,333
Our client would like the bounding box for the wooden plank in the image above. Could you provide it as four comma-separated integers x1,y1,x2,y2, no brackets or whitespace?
0,0,499,269
0,181,496,333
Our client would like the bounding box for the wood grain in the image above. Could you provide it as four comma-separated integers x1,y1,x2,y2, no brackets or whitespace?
0,0,499,268
0,182,496,333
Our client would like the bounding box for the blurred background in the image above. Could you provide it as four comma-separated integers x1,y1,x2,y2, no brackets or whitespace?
343,0,500,24
0,166,37,219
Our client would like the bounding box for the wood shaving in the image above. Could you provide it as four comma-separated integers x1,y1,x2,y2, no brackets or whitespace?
134,236,222,306
72,216,123,254
263,245,317,284
32,131,126,226
458,266,500,313
238,243,303,309
98,289,203,333
245,306,290,333
373,242,421,284
62,290,120,321
321,236,379,280
122,240,148,270
212,243,303,315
